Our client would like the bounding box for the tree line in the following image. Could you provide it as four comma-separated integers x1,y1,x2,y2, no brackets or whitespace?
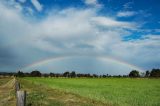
129,69,160,78
0,68,159,78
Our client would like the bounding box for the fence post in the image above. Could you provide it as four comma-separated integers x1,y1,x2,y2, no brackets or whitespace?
15,81,20,91
16,91,26,106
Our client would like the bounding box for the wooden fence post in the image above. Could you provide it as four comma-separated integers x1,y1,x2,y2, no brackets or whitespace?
15,81,20,91
16,91,26,106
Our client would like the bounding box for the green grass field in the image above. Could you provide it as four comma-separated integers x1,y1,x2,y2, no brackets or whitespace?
19,78,107,106
22,78,160,106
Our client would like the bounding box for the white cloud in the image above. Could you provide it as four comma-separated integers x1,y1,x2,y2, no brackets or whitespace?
4,0,33,14
0,1,159,73
5,0,23,12
84,0,97,5
91,16,136,29
84,0,102,7
117,11,137,17
14,3,23,11
123,2,133,9
31,0,43,12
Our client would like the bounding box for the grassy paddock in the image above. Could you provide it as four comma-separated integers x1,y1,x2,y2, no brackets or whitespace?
23,77,160,106
0,77,11,86
19,78,108,106
0,77,16,106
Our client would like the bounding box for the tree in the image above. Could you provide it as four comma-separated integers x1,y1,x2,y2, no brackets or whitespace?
50,73,55,77
30,70,41,77
129,70,140,77
102,75,107,78
43,73,49,77
17,71,24,77
145,70,150,77
150,69,160,77
70,71,76,78
63,71,70,77
93,74,98,78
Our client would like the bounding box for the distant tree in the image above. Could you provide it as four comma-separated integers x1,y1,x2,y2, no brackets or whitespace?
113,75,122,78
63,71,70,77
50,73,55,77
24,72,30,77
102,75,107,78
30,70,41,77
70,71,76,78
123,75,128,77
129,70,140,77
85,74,91,77
108,75,112,77
93,74,98,78
54,73,59,77
76,74,81,77
55,73,62,77
145,70,150,77
118,75,122,78
150,69,160,77
43,73,49,77
17,71,24,77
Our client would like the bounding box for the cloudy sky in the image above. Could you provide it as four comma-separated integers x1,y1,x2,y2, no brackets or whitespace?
0,0,160,75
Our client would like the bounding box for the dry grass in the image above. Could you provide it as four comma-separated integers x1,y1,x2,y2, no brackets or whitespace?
0,77,16,106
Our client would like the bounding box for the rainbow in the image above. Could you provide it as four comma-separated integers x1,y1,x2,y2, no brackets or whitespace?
21,55,144,72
